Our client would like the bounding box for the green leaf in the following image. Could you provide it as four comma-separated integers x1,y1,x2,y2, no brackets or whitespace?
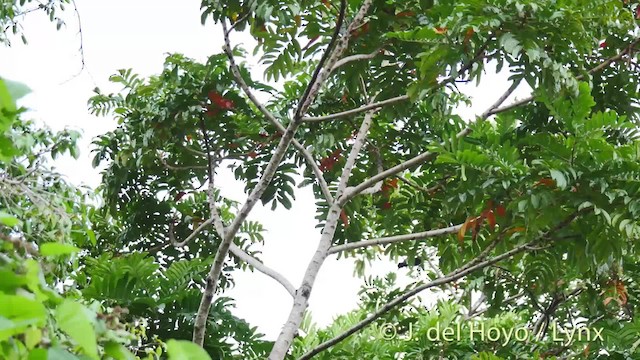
27,348,48,360
46,347,80,360
499,33,522,57
0,295,47,341
166,339,212,360
40,243,81,257
0,79,16,113
549,169,567,190
55,300,98,359
104,342,136,360
4,78,31,101
0,211,20,227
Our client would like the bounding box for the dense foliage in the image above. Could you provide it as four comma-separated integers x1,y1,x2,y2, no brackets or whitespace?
3,0,640,359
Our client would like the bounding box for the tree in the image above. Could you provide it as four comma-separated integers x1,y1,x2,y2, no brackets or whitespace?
6,0,640,359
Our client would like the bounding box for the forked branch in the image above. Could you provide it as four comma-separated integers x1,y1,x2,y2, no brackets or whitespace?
221,21,334,204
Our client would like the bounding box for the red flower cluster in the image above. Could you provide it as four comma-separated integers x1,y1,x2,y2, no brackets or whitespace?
205,91,234,117
319,149,342,172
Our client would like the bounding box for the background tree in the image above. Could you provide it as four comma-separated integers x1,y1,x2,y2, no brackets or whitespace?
90,0,640,358
4,0,640,359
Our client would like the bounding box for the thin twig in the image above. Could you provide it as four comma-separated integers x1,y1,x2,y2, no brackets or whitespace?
327,224,462,254
302,95,409,122
489,37,640,116
341,80,521,204
229,243,296,297
330,48,382,73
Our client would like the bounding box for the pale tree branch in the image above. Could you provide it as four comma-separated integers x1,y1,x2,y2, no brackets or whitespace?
335,111,375,201
299,212,582,359
327,224,462,255
221,21,334,204
302,95,409,123
168,220,296,298
329,48,382,74
296,0,371,119
168,217,214,248
201,126,294,299
158,155,208,171
302,36,493,123
194,3,351,348
340,80,520,205
268,110,376,359
228,243,296,297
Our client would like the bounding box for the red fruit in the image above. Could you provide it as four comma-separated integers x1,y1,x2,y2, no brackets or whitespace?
381,202,392,210
599,41,607,48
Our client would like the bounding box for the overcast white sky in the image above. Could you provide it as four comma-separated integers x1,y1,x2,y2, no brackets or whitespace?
0,0,531,340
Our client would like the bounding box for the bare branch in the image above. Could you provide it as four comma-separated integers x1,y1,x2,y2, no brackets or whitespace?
194,22,309,345
168,219,295,298
224,12,250,35
489,37,640,116
295,0,348,119
327,224,462,255
340,80,520,205
158,156,208,171
299,212,581,359
330,48,382,73
302,95,409,123
61,0,90,84
221,22,334,204
268,88,377,360
168,217,214,248
301,36,493,124
229,243,296,297
335,110,375,201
